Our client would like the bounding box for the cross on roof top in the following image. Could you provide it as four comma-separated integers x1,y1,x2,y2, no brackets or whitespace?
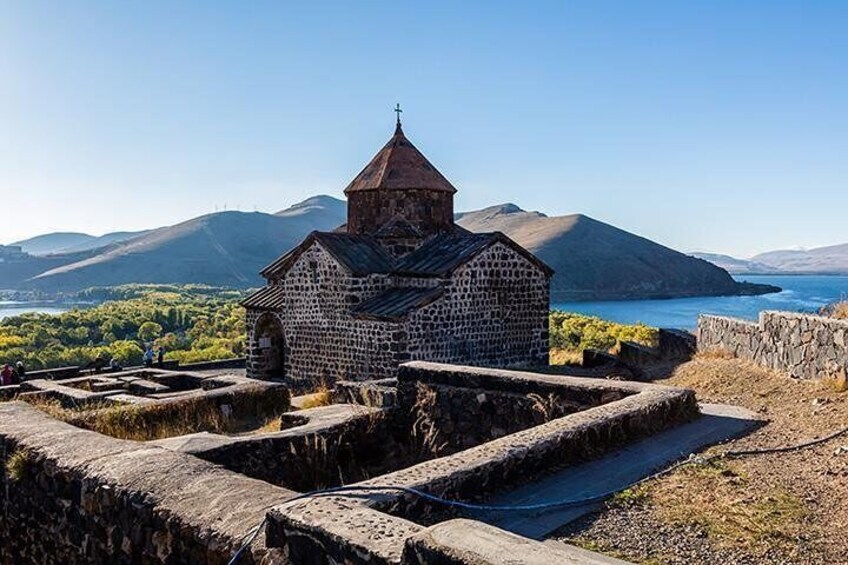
394,103,402,126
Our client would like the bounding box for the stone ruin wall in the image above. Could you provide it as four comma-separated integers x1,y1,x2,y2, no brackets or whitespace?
404,243,550,369
698,311,848,380
0,402,288,565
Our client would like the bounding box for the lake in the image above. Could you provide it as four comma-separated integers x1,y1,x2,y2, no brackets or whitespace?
0,302,71,320
2,275,846,329
553,275,848,330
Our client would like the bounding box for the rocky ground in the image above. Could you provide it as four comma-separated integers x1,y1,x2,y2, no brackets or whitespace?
553,353,848,565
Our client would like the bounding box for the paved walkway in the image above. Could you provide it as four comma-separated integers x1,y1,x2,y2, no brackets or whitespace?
478,403,763,540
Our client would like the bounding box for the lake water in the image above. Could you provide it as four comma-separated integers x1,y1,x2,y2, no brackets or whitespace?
0,302,70,320
2,275,846,329
553,275,848,330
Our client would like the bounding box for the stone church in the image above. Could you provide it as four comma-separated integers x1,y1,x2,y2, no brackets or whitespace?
242,118,552,387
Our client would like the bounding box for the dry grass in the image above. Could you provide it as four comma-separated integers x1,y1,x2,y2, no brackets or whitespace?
298,389,332,410
5,448,32,482
22,387,290,441
564,355,848,562
550,348,583,366
411,382,448,459
821,300,848,320
648,460,807,552
249,416,283,435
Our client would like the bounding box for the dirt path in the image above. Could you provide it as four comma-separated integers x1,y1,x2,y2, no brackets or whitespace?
554,354,848,565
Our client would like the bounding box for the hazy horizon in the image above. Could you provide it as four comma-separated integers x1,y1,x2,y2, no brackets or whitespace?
3,1,846,257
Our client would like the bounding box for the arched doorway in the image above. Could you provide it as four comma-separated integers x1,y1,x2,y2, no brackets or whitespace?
253,313,285,380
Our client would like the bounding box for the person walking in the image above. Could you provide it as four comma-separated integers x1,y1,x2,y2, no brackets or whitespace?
157,346,165,367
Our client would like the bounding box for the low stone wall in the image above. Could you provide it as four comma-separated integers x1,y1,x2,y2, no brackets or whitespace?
269,362,698,564
698,312,848,380
154,404,397,492
0,402,293,564
398,376,623,455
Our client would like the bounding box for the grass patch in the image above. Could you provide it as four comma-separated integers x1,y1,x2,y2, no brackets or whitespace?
550,348,582,365
298,389,332,410
5,448,32,482
647,460,808,551
22,386,290,441
821,300,848,320
609,485,650,509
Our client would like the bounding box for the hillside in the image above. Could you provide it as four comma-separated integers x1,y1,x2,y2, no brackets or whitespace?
751,244,848,274
12,230,147,256
19,196,778,301
690,252,775,275
456,205,778,301
26,196,345,292
694,245,848,275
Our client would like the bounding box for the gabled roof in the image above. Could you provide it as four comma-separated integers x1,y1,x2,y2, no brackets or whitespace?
260,231,394,278
352,286,445,321
396,231,555,277
240,284,285,310
344,124,457,195
260,229,553,280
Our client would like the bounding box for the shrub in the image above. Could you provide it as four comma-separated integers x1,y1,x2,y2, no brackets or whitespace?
549,311,657,353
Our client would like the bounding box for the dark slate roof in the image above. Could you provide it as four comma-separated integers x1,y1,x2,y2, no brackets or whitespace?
394,231,554,277
352,286,445,320
240,284,285,310
344,124,456,195
260,232,395,278
261,229,553,280
396,232,497,276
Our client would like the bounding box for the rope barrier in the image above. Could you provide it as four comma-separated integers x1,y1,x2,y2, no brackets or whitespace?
228,424,848,564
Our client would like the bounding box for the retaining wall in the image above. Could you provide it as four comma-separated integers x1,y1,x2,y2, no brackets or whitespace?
0,402,293,564
698,311,848,379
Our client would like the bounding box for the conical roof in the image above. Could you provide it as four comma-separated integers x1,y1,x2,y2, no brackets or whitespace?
344,123,457,194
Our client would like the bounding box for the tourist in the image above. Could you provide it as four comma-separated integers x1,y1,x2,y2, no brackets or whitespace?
143,346,154,368
15,361,26,382
108,357,122,372
0,364,13,386
157,346,165,367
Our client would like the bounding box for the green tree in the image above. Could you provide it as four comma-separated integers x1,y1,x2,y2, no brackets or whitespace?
138,321,164,343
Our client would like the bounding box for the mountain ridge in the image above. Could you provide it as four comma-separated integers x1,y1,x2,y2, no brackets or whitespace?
694,245,848,275
10,196,780,301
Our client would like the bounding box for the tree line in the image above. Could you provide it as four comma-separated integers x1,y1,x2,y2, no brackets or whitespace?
0,285,246,370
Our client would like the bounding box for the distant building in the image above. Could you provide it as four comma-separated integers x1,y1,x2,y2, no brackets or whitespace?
242,119,552,387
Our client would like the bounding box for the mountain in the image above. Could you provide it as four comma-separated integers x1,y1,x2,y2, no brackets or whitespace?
25,197,346,292
690,252,775,275
17,196,779,301
13,231,146,256
694,245,848,275
751,244,848,274
456,204,778,301
13,233,97,256
275,194,346,224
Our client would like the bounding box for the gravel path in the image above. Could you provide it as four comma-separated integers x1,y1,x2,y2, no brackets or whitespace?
551,355,848,565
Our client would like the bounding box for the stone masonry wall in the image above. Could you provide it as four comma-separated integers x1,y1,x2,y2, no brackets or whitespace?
0,402,292,564
247,240,550,390
698,311,848,380
246,243,404,388
405,243,550,368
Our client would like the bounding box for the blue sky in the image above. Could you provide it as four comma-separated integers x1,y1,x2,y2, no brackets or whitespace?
2,1,846,257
